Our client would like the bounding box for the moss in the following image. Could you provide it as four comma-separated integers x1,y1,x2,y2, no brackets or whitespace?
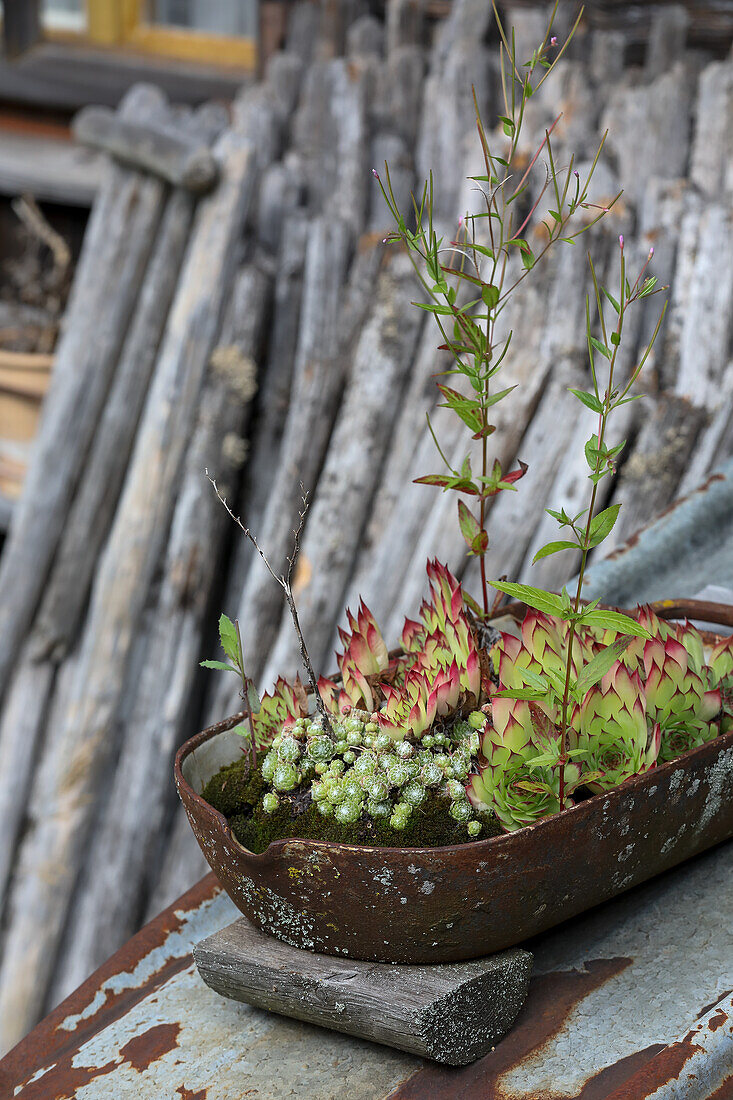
202,754,502,853
201,753,265,818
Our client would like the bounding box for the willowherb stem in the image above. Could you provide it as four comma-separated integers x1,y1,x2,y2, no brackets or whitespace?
206,471,335,737
235,617,258,771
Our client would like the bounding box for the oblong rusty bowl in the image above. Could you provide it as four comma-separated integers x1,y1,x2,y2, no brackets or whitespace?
175,715,733,964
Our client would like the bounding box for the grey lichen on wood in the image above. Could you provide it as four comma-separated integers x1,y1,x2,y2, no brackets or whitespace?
194,917,532,1066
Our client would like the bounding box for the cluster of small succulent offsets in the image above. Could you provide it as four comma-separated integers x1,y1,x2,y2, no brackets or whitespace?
260,709,485,834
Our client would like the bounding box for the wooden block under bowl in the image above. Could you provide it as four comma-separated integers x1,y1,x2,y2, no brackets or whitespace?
194,916,533,1066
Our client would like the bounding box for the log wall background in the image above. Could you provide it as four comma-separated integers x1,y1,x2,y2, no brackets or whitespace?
0,0,731,1054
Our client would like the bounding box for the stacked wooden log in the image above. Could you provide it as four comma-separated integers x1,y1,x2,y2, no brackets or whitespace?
0,0,731,1055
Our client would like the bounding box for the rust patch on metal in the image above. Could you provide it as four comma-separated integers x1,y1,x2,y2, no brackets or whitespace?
4,1023,183,1098
176,1087,208,1100
118,1022,181,1072
698,990,733,1018
569,1046,666,1099
384,957,632,1099
0,875,221,1097
707,1008,729,1033
704,1073,733,1099
601,1039,704,1099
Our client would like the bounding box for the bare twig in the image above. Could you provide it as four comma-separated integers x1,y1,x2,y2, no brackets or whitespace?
206,470,335,736
12,194,71,277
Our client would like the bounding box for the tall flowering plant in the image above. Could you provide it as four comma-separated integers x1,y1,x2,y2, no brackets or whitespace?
375,1,616,620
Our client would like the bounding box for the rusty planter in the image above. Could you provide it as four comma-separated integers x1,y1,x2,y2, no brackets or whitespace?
175,715,733,965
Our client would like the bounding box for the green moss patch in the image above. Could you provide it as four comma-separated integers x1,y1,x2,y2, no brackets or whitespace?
202,753,502,853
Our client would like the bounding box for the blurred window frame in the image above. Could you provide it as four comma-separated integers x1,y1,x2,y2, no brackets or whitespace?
37,0,258,69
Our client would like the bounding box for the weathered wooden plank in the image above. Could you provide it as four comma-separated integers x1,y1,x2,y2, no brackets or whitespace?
0,84,170,702
292,57,370,236
31,187,198,662
0,130,103,206
601,394,708,556
221,216,353,689
0,41,248,112
670,202,733,410
49,265,272,1003
0,125,257,1056
204,216,309,727
0,660,55,905
261,248,424,681
601,59,696,207
645,4,689,78
689,58,733,200
194,916,533,1066
72,105,219,193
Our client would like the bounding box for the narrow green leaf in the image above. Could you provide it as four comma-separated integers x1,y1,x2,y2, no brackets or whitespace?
219,614,240,664
589,336,611,361
491,580,566,617
200,660,237,672
493,688,547,701
588,503,621,547
470,530,489,556
518,667,549,690
582,609,651,639
247,682,262,714
610,331,620,346
602,287,620,314
521,245,535,270
484,384,517,408
570,388,603,414
457,499,481,547
532,540,578,564
575,636,633,696
481,283,500,309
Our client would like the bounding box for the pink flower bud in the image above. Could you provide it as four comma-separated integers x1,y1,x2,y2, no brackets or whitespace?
619,234,624,249
550,36,557,46
649,246,655,257
372,168,380,179
574,170,579,178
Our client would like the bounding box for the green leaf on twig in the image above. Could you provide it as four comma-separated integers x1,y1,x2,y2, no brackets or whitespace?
575,636,633,696
532,540,578,564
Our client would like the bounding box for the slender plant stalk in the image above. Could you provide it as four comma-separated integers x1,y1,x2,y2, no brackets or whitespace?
376,1,618,620
556,242,665,803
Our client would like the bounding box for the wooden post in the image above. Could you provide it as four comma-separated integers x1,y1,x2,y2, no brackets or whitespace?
72,107,220,194
0,84,170,703
0,124,257,1056
50,266,272,1001
261,248,423,681
194,917,533,1066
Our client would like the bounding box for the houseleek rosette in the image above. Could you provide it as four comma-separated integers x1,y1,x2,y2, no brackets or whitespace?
571,663,660,791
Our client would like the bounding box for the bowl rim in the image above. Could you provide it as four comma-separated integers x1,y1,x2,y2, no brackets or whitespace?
175,709,733,860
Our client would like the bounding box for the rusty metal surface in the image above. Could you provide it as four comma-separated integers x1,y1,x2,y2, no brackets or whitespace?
1,838,730,1098
0,874,416,1100
175,714,733,964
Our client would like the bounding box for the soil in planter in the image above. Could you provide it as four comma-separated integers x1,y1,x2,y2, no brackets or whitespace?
202,754,502,852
